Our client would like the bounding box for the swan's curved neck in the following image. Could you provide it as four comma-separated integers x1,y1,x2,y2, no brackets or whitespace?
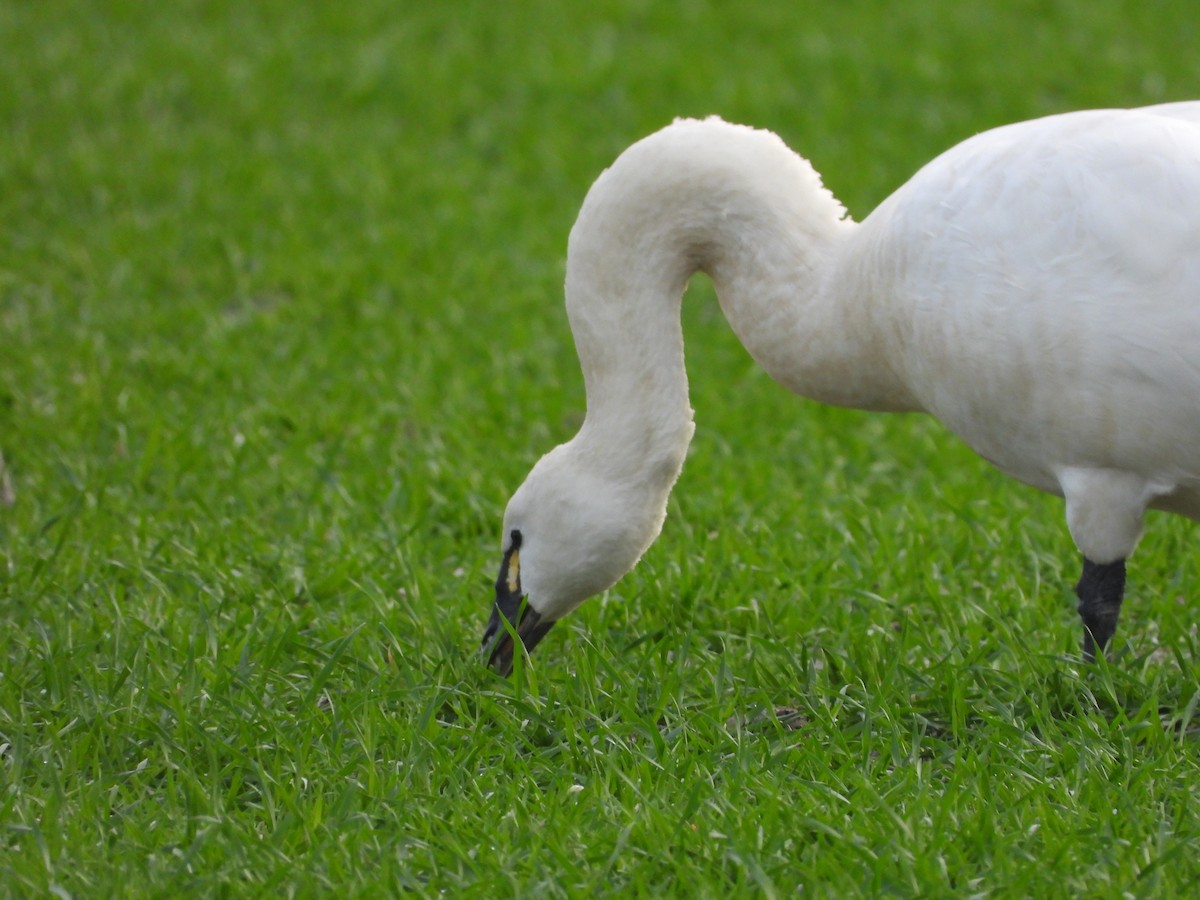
563,119,915,485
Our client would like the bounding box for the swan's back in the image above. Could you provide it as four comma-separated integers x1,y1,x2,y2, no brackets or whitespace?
1142,99,1200,125
850,107,1200,508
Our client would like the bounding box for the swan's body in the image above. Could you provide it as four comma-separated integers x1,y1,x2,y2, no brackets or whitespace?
481,104,1200,674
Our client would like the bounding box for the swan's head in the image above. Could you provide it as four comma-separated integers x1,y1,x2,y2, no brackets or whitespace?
480,443,671,675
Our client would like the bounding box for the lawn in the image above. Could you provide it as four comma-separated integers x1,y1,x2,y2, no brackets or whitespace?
2,0,1199,895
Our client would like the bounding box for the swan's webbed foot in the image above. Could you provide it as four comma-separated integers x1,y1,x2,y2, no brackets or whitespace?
1075,557,1126,662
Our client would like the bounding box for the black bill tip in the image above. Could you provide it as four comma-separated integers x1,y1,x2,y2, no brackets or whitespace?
480,600,555,676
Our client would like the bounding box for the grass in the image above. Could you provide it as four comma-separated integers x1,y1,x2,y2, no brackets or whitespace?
2,0,1199,894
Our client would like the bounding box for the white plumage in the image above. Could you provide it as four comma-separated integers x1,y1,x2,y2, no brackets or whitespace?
481,104,1200,674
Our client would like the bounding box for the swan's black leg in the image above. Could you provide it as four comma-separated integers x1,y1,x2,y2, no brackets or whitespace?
1075,557,1126,662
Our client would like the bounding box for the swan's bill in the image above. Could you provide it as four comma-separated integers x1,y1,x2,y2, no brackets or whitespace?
481,529,555,674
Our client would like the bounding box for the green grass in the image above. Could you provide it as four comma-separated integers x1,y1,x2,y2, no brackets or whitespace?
2,0,1199,895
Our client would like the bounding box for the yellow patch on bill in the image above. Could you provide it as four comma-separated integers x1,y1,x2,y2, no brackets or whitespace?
507,550,521,593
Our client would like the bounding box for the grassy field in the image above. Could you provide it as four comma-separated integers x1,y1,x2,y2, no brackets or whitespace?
2,0,1199,895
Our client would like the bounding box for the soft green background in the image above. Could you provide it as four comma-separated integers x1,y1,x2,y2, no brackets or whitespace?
2,1,1198,895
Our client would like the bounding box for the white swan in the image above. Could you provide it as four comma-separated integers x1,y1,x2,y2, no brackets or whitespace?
481,104,1200,675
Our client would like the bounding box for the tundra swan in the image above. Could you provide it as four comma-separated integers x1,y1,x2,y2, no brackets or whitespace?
480,104,1200,674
